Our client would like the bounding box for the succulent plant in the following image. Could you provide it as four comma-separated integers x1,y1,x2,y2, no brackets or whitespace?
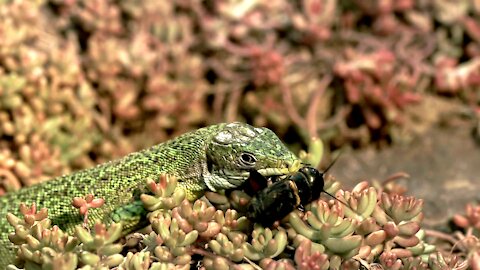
453,203,480,230
171,200,221,239
209,232,246,263
6,203,80,269
144,212,197,267
119,251,151,270
294,239,330,270
140,175,185,213
72,194,105,228
243,225,288,261
5,166,476,269
259,258,296,270
74,222,124,268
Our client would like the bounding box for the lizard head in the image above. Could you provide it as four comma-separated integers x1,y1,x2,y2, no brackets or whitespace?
204,122,301,191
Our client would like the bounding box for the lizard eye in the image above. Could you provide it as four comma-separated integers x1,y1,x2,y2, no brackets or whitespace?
239,152,257,167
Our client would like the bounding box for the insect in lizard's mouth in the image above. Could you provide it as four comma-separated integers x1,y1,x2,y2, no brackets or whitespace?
204,159,303,192
257,159,302,177
224,159,302,185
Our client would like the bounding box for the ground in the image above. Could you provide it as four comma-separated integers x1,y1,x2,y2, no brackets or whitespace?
331,106,480,227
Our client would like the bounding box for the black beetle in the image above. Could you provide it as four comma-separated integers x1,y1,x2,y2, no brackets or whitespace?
246,166,345,226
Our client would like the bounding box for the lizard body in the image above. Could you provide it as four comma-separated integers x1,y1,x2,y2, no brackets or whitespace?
0,122,301,267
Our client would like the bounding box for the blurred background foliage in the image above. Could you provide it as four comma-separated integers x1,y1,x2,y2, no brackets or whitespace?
0,0,478,195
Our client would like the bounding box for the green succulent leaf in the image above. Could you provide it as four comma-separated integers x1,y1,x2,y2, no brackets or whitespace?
322,235,362,255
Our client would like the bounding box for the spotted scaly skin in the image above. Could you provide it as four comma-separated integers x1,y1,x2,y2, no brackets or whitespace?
0,122,301,267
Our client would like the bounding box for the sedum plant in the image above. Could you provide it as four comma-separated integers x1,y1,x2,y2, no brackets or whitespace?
5,172,459,269
4,144,475,269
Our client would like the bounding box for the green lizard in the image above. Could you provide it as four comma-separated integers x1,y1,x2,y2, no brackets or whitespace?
0,122,301,268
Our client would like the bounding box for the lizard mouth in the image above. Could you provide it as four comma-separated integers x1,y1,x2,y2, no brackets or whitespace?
223,170,284,188
256,167,295,177
227,159,302,185
257,158,302,177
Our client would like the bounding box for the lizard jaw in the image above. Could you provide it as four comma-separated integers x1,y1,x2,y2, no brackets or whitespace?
257,158,302,177
256,167,296,177
204,159,302,192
